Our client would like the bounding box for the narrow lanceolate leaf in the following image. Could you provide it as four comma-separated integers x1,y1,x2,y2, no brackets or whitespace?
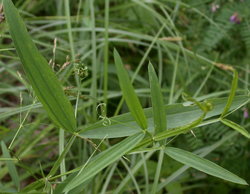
148,62,166,133
220,70,238,118
63,132,144,192
114,49,147,130
221,119,250,139
1,141,20,190
3,0,76,132
165,147,248,185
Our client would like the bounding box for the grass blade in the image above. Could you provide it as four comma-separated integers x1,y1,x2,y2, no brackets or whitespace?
165,147,248,185
151,149,164,194
114,49,147,130
148,62,166,133
221,119,250,138
3,0,76,132
1,141,20,190
62,132,145,192
220,70,238,118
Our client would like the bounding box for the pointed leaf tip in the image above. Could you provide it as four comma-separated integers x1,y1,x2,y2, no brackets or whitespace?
165,147,248,185
114,49,148,130
148,62,166,133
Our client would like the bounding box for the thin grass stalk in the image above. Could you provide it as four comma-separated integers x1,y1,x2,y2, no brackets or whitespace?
169,50,179,104
151,148,164,194
121,158,141,194
141,152,149,194
114,151,155,194
90,0,97,119
100,162,117,194
64,0,75,60
59,129,66,181
157,43,163,85
194,65,214,98
103,0,110,106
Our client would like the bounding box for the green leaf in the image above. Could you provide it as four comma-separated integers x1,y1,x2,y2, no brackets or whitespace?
1,141,20,190
148,62,166,133
133,112,206,150
221,119,250,138
165,147,248,185
3,0,76,132
220,70,238,118
154,112,205,141
114,49,148,130
78,95,249,139
62,132,145,192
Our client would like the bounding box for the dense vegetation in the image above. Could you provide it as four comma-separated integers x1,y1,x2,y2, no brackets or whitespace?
0,0,249,193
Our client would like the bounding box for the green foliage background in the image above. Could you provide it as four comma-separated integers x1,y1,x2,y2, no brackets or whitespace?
0,0,249,193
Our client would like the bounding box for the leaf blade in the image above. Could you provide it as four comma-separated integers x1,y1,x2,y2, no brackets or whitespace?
63,132,145,192
221,119,250,138
148,62,166,133
221,70,238,118
1,141,20,190
3,0,76,132
78,95,249,139
165,147,248,185
114,49,148,130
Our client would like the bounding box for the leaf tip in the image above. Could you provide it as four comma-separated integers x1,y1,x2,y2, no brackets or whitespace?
113,48,118,56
